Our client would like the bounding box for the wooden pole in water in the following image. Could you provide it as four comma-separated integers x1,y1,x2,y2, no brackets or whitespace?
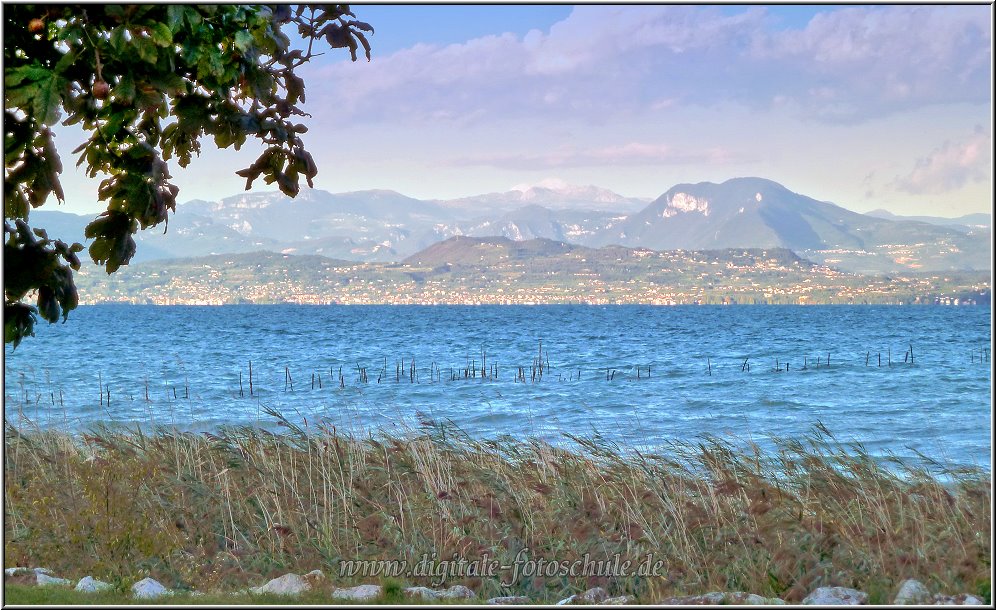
707,358,711,376
909,344,913,364
249,361,254,397
538,340,542,375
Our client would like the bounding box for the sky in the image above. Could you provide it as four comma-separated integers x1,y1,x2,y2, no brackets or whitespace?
51,3,992,218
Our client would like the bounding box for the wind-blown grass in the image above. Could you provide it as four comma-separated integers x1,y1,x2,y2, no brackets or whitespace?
4,414,990,603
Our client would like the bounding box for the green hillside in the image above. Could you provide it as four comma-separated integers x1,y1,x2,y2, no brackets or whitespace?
72,238,990,306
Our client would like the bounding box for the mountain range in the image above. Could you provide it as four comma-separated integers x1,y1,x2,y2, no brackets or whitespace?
28,177,990,274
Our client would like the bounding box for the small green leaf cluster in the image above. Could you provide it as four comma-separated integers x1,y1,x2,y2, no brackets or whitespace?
4,4,373,346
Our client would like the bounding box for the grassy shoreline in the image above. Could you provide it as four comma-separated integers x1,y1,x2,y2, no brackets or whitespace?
4,416,991,604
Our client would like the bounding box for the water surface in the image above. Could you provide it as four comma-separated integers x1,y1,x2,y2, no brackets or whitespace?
4,305,991,468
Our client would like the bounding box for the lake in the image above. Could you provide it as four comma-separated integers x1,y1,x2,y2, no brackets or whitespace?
3,304,991,469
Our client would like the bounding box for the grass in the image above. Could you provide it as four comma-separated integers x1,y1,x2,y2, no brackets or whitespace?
4,415,991,604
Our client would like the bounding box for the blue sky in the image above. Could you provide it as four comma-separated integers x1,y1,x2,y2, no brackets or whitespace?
53,4,992,217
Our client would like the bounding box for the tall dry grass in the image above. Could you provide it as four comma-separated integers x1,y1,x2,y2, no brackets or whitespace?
4,414,990,603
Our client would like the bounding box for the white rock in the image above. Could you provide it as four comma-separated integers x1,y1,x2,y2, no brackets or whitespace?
331,584,383,601
5,567,52,577
557,586,609,605
132,577,170,599
302,569,326,587
932,593,987,605
659,592,784,605
894,579,931,604
36,573,71,586
440,584,475,599
75,576,114,593
250,573,310,596
404,586,440,599
602,595,635,605
487,596,532,604
802,586,868,605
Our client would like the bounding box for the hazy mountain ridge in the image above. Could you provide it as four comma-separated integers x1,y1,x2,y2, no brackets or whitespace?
864,209,992,232
73,237,990,307
29,177,990,274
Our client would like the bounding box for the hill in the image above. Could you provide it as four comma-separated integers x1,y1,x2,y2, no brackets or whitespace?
72,238,989,306
592,178,989,273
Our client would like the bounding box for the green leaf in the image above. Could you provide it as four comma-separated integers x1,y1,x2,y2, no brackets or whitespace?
167,4,185,29
184,9,202,28
114,72,136,104
234,30,254,53
4,65,48,88
32,72,65,126
5,82,38,112
134,35,158,64
4,303,37,349
53,50,78,75
150,22,173,47
109,26,127,52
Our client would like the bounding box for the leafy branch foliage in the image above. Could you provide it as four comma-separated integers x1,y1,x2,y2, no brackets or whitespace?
4,4,373,346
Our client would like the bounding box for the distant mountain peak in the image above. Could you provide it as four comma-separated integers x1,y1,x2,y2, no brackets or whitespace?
507,179,632,204
510,177,572,193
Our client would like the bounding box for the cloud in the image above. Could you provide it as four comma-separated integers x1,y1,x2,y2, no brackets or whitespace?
893,128,991,195
752,6,991,120
451,142,748,170
305,5,990,125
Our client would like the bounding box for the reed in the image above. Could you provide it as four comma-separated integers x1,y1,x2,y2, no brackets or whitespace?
3,417,989,603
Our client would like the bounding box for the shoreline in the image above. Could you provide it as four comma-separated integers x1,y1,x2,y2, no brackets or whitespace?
5,418,990,604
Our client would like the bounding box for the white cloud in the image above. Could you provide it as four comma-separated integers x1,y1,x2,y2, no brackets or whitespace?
305,5,990,125
753,6,991,120
893,128,992,195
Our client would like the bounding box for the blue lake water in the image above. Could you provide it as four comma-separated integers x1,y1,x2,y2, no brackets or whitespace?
3,305,991,469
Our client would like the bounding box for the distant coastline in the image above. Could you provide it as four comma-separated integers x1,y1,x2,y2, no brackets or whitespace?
71,241,991,307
